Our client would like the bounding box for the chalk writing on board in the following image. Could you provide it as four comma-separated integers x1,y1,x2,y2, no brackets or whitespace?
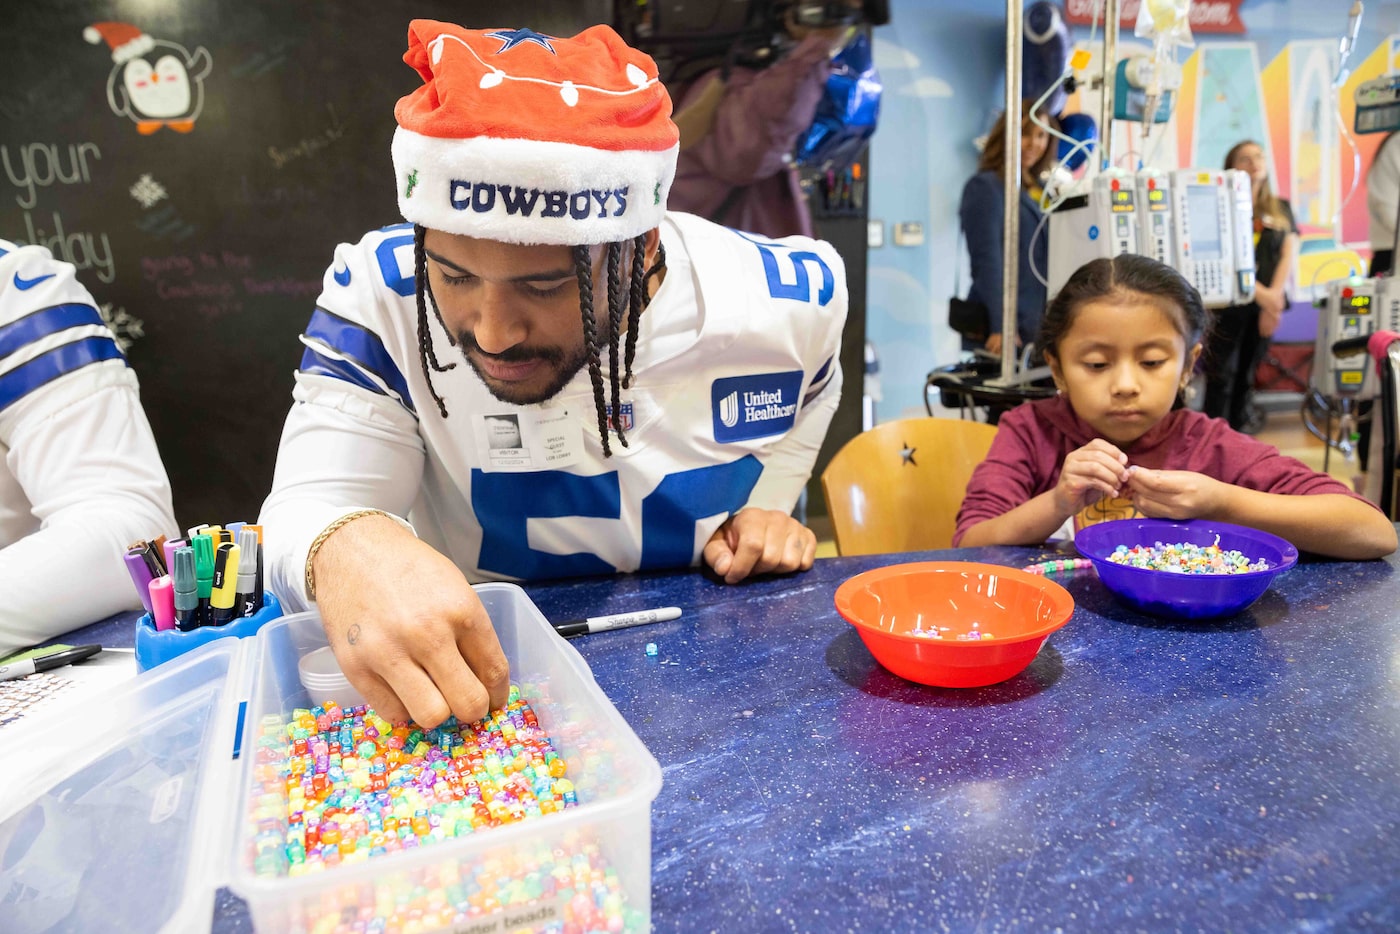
140,250,321,318
2,141,103,210
21,211,114,284
84,23,213,135
268,104,347,170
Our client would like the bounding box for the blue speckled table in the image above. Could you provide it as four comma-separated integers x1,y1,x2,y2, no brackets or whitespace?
63,546,1400,931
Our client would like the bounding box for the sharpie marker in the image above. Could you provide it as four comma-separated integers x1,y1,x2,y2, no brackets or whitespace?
0,644,102,682
552,606,682,639
173,547,200,632
211,542,241,626
234,528,260,618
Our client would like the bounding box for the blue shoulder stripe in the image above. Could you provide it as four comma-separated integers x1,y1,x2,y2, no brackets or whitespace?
302,308,414,407
299,346,419,416
0,303,105,362
0,336,125,412
802,354,836,407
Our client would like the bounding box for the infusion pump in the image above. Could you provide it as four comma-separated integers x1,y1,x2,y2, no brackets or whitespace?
1046,171,1139,298
1045,167,1255,308
1313,277,1400,400
1171,168,1256,308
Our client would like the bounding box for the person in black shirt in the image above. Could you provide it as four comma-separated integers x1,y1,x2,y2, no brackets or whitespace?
1202,140,1298,433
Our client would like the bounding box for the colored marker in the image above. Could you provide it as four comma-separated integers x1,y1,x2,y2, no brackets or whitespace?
149,575,176,631
192,534,215,627
235,528,260,617
162,538,186,576
187,523,211,541
244,524,264,546
211,542,241,626
124,549,156,615
172,547,199,632
254,542,265,613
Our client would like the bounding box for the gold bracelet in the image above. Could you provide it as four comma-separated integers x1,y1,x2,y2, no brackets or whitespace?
304,509,390,601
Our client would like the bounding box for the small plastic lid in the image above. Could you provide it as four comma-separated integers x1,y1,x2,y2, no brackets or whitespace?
297,646,366,708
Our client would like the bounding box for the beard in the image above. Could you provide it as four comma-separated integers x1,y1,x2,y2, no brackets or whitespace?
457,331,592,405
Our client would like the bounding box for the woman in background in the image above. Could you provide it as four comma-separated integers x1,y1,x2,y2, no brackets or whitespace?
957,103,1059,357
1202,140,1298,433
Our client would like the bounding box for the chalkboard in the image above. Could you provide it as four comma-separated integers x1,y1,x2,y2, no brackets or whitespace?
0,0,610,527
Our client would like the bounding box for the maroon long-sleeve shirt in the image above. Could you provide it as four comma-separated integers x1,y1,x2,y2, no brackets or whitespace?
953,395,1371,545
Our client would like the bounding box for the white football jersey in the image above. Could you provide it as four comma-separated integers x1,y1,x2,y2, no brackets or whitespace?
261,212,846,608
0,240,176,654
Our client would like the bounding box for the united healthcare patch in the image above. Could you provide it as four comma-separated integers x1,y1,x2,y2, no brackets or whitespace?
711,371,804,442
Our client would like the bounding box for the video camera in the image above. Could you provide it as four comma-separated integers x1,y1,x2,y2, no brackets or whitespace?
617,0,888,85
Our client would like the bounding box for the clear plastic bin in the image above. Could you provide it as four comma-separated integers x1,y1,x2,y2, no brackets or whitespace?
0,583,662,933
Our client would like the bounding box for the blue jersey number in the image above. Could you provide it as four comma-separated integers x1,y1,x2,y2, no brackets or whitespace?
471,457,763,579
736,232,835,306
374,230,416,297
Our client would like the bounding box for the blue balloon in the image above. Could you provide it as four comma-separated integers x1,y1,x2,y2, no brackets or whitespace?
1057,112,1098,171
1023,1,1071,117
794,33,882,172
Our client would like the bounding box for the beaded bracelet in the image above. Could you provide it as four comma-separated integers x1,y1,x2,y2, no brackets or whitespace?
1022,557,1095,576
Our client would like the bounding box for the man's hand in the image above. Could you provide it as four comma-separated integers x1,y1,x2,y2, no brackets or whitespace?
1125,466,1227,520
312,514,509,728
703,508,817,584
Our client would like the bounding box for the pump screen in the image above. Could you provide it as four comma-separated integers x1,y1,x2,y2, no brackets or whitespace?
1186,187,1222,259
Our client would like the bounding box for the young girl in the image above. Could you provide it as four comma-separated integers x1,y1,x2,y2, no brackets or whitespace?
953,255,1397,560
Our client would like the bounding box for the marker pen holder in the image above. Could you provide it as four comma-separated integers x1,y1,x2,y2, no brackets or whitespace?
134,592,284,673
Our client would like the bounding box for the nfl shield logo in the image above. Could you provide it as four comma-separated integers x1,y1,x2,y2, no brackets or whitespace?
606,402,634,432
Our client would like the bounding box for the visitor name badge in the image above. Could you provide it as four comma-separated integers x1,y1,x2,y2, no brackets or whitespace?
472,407,584,472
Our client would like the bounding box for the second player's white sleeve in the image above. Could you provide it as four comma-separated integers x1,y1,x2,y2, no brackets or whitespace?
259,377,426,612
0,386,176,655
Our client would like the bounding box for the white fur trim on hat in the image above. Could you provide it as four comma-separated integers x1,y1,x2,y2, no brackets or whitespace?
392,127,676,246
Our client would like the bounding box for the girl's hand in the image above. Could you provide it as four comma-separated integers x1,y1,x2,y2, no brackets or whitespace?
1124,467,1227,520
1053,439,1129,516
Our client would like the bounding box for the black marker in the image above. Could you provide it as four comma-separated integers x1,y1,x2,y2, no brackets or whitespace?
0,644,101,682
552,606,682,639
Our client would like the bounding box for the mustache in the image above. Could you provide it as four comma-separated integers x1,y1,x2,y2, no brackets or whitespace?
457,332,567,366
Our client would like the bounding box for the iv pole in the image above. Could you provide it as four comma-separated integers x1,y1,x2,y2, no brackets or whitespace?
997,0,1118,381
999,0,1024,381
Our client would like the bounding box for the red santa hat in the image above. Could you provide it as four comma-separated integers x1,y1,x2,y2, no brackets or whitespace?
392,22,679,246
84,22,156,65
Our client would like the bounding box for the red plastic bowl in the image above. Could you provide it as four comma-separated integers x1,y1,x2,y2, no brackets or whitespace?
834,562,1075,688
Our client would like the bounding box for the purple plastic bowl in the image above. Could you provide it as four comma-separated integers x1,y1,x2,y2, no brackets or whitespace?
1074,518,1299,620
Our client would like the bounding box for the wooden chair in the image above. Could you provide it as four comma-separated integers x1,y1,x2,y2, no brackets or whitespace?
820,417,998,556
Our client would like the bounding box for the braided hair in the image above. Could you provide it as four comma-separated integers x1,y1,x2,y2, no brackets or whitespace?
413,224,457,418
413,228,667,457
